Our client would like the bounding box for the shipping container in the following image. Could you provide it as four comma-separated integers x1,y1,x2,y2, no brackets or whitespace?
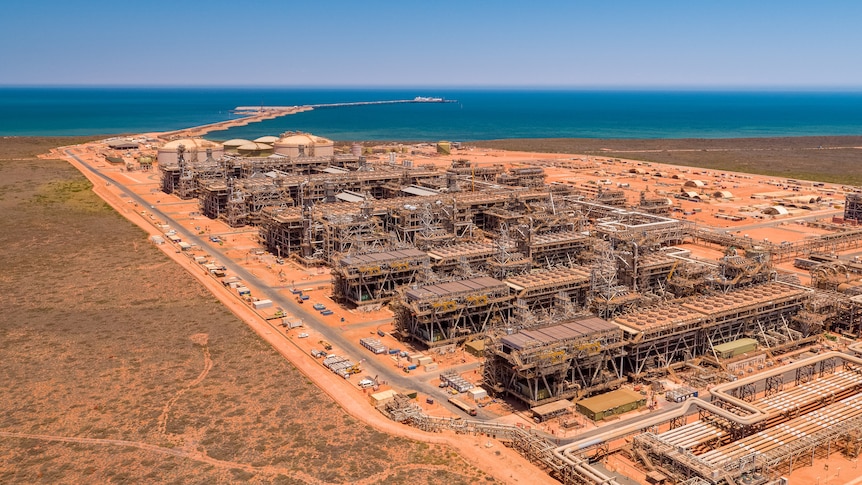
252,299,273,310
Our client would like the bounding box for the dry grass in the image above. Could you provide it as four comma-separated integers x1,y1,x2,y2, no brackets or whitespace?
0,137,487,484
471,136,862,186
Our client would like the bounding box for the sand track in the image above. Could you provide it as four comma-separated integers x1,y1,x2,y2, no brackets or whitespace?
157,334,214,438
0,431,321,483
0,428,481,484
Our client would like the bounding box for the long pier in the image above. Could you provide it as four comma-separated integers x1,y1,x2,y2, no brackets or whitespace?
164,98,454,140
233,97,455,115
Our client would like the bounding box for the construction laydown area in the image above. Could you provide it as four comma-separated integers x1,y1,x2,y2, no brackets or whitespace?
85,132,862,485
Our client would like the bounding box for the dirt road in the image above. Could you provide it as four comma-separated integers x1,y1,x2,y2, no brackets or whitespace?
53,144,556,485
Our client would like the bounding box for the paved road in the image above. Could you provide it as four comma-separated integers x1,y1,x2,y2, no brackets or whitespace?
67,151,478,418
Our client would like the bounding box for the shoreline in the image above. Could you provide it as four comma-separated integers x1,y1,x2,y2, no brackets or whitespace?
157,105,312,139
8,132,861,142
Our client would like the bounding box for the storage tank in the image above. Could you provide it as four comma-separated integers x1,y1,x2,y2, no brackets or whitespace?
273,132,334,157
254,135,279,144
223,138,252,154
157,138,223,166
237,142,274,157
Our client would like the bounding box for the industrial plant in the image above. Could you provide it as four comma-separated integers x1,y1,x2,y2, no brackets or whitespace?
156,133,862,485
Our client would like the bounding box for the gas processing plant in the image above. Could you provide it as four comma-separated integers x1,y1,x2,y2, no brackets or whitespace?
160,134,862,485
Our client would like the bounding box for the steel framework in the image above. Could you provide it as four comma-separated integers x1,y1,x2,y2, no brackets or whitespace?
391,276,512,347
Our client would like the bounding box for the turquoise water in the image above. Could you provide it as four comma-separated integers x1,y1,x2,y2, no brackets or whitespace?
1,87,861,140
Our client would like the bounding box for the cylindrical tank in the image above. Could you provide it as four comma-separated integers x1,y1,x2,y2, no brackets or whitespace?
223,138,252,154
351,143,362,157
157,138,223,166
237,142,274,157
274,132,334,157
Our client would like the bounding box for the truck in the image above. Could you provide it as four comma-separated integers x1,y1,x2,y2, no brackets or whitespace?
448,397,477,416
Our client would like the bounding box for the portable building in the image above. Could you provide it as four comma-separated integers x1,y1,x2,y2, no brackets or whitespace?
252,299,273,309
465,339,485,357
532,399,572,421
370,389,398,406
468,387,488,401
712,338,758,359
665,386,699,403
576,389,646,421
360,337,387,354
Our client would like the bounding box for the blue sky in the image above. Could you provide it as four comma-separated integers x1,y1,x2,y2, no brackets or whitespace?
2,0,860,88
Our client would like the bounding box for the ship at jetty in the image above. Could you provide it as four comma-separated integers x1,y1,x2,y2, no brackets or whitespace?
413,96,444,102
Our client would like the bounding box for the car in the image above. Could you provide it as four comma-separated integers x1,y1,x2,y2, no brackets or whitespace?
209,236,220,243
297,332,309,338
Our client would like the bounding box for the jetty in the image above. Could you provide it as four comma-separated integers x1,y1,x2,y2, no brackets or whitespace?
233,97,455,115
162,97,454,140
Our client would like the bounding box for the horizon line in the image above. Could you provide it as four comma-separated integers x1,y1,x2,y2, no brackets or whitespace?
2,83,862,92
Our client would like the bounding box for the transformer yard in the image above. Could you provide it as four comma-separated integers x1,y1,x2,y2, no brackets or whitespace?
58,132,862,485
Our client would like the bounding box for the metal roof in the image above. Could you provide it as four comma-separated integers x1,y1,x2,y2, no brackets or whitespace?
501,316,616,351
576,389,644,414
339,249,427,266
713,338,758,354
532,399,572,416
405,276,505,301
402,185,439,197
321,167,350,174
335,192,365,203
107,140,139,149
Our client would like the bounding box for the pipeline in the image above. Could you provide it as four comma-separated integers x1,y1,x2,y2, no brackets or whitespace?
555,350,862,457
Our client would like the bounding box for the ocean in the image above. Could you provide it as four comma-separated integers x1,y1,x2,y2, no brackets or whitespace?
1,87,861,141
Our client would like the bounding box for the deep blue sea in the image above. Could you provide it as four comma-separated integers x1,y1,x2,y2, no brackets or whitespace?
1,87,861,141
